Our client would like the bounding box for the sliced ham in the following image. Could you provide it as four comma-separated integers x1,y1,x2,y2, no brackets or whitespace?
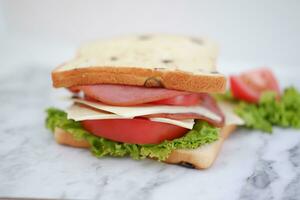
71,84,190,106
70,84,225,127
143,94,225,127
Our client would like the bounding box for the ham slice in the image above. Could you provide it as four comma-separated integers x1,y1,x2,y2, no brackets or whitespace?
143,94,225,127
71,84,225,127
143,113,224,127
72,84,189,106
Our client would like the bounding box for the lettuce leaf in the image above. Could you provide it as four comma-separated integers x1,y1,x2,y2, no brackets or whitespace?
45,108,219,161
214,90,236,102
217,87,300,133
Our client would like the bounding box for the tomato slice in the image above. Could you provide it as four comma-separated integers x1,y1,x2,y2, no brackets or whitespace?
230,68,280,103
81,118,188,144
151,94,202,106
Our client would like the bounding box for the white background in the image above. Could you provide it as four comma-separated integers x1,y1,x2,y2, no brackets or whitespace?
1,0,300,68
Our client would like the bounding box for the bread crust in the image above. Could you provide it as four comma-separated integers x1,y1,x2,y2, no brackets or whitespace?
53,125,235,169
52,67,226,93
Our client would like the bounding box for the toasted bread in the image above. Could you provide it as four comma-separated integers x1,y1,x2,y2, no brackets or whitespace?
52,34,226,93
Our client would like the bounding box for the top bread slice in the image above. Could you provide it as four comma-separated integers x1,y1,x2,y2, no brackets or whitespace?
52,34,226,93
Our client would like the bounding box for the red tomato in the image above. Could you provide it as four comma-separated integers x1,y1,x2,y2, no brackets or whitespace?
151,94,202,106
230,68,280,103
81,119,188,144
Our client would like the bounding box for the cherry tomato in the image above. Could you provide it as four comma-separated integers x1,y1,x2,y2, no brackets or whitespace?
230,68,280,103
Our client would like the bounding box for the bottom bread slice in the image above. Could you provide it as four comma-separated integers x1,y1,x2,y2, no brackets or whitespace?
53,125,236,169
165,125,236,169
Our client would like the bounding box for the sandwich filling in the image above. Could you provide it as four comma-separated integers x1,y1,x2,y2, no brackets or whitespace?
46,84,242,160
69,84,224,143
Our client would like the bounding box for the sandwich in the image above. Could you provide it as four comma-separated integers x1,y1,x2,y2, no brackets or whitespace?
46,34,244,169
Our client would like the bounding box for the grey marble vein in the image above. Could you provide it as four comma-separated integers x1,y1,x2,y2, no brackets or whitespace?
289,142,300,168
239,159,278,200
282,142,300,200
282,174,300,200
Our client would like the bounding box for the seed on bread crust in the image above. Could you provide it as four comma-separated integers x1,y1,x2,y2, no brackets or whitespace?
190,37,204,45
179,162,196,169
144,77,164,88
138,35,152,40
162,59,173,64
110,56,118,61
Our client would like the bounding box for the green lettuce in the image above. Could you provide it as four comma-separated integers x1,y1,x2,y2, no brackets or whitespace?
46,108,219,161
217,87,300,133
214,90,236,102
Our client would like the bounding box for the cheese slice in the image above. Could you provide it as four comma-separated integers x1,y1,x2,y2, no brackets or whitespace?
67,104,129,120
72,98,222,122
218,102,245,125
67,100,244,129
67,104,195,129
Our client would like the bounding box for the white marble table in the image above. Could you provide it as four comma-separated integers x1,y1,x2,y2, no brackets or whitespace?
1,38,300,200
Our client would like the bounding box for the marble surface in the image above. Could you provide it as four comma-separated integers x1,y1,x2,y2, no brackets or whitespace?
1,38,300,200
